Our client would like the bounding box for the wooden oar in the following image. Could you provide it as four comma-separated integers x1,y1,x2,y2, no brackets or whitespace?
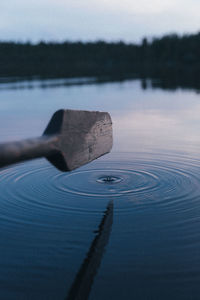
0,109,113,171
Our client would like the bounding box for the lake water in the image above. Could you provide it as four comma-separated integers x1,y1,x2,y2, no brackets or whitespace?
0,78,200,299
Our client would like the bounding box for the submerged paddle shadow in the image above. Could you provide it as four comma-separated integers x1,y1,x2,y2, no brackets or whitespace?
66,200,113,300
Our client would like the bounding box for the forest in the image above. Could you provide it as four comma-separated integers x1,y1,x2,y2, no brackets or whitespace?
0,32,200,88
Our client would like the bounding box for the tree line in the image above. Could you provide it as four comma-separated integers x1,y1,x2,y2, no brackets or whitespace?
0,32,200,88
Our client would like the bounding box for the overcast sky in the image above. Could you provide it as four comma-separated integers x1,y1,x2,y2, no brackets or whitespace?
0,0,200,43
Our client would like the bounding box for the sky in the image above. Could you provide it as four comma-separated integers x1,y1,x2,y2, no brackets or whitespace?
0,0,200,43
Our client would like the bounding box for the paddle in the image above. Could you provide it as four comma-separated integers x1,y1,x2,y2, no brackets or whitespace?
0,109,113,171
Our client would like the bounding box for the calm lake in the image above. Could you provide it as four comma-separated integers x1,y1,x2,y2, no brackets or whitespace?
0,78,200,299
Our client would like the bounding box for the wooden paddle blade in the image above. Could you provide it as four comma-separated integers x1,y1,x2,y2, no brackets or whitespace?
43,109,113,171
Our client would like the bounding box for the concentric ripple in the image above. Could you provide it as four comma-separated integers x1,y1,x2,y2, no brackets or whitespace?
52,168,159,198
1,151,200,299
0,152,200,218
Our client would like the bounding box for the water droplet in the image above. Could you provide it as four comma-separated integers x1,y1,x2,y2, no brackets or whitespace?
97,175,122,184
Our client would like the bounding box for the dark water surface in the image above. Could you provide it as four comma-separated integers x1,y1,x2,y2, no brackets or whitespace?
0,79,200,299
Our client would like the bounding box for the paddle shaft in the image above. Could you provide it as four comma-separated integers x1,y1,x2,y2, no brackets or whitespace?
0,135,58,169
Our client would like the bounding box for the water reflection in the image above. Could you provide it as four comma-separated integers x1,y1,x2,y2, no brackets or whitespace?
0,77,97,91
1,75,200,93
0,78,200,299
66,200,113,300
114,104,200,153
